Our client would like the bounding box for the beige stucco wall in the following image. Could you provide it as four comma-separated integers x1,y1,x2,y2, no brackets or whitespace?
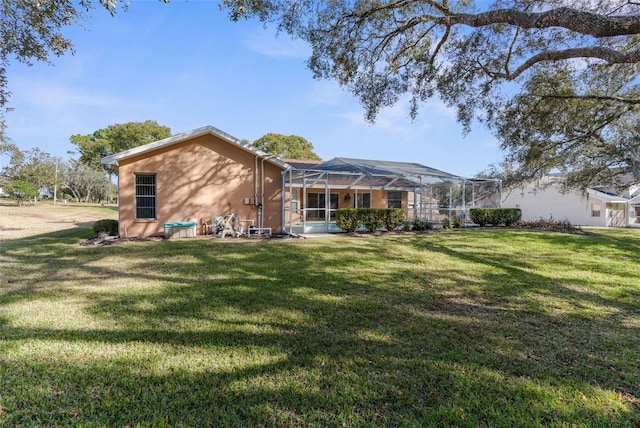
117,134,284,237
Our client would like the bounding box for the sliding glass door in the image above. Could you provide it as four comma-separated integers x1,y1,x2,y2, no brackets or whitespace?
307,192,339,220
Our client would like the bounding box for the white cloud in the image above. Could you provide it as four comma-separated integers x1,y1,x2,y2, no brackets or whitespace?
337,95,457,137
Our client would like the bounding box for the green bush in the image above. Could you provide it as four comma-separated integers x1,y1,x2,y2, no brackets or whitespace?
412,219,435,231
469,208,490,226
498,208,522,226
413,220,426,231
384,208,405,231
93,219,119,236
360,208,385,232
335,209,360,232
470,208,522,227
335,208,405,233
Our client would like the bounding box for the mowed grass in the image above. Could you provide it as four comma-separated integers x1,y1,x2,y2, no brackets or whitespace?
0,227,639,426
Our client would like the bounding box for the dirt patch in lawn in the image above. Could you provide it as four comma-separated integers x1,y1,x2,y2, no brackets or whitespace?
0,201,117,241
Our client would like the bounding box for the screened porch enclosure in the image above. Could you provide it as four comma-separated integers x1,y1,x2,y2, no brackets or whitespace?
280,158,501,233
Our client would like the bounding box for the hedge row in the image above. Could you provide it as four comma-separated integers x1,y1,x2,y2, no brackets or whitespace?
335,208,404,232
469,208,522,227
93,219,119,236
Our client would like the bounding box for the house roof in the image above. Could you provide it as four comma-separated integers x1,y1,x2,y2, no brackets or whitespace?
291,157,465,185
627,193,640,204
100,126,486,189
281,159,323,170
586,188,629,203
100,125,290,170
280,156,485,191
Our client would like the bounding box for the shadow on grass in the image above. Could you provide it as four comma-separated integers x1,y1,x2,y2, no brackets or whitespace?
0,228,638,426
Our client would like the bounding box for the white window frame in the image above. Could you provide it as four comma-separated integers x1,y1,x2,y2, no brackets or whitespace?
135,174,157,220
387,191,402,209
291,188,300,213
307,192,339,220
355,192,371,208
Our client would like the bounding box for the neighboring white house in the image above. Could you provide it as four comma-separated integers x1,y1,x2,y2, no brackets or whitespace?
628,194,640,227
501,176,640,227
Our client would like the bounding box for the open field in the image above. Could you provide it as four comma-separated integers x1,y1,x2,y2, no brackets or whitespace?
0,205,639,426
0,200,117,240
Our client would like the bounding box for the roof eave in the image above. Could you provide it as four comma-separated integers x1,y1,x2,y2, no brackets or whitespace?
99,125,290,170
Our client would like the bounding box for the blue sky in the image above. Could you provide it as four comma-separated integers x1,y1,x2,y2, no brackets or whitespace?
4,1,504,177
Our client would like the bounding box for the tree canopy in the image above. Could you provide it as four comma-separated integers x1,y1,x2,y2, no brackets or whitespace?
1,147,62,192
0,1,174,108
4,180,39,205
222,0,640,189
70,120,171,170
64,158,115,203
251,133,321,160
1,143,114,203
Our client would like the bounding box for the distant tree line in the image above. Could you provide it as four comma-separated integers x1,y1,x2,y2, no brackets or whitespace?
1,117,324,206
0,120,171,205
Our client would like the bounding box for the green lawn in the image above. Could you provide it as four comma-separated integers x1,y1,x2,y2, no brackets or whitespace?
1,228,639,426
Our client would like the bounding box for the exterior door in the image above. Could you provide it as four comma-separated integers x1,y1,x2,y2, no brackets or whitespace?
307,192,339,220
606,203,626,227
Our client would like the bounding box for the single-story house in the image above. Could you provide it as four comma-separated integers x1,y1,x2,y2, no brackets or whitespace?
500,176,640,227
101,125,500,237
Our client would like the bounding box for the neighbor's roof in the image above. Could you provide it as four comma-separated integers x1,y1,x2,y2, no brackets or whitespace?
100,125,290,170
628,193,640,204
586,188,629,203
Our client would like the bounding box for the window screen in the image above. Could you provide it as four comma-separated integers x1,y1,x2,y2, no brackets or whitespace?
135,174,156,220
355,193,371,208
387,191,402,209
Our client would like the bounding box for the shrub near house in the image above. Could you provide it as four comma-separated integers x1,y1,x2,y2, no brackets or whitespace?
335,208,404,232
93,219,119,236
470,208,522,226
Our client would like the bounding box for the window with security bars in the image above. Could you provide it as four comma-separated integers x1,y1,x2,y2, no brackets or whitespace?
387,191,402,209
135,174,156,220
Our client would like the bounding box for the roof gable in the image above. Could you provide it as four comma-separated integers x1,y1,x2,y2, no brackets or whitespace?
100,125,290,170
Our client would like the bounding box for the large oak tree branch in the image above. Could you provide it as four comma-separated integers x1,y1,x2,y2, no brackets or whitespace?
432,6,640,37
534,93,640,105
487,47,640,80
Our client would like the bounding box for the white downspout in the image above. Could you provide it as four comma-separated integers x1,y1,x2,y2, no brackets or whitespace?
254,156,259,210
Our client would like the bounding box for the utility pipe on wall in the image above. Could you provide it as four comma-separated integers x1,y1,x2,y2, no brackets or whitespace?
254,156,259,210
